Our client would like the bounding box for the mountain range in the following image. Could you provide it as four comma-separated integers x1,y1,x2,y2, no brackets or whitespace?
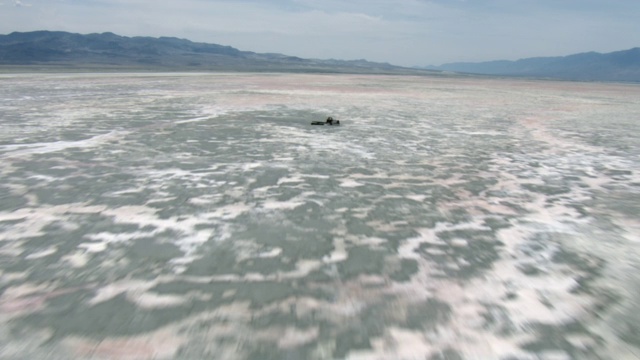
428,48,640,82
0,30,430,75
1,30,639,82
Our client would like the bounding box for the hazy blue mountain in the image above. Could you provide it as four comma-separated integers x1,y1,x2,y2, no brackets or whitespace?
426,48,640,82
0,30,433,74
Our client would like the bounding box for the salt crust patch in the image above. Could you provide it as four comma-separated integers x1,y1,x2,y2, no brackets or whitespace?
347,327,434,360
187,196,217,205
323,237,347,263
339,179,365,188
96,205,217,261
401,225,487,252
174,115,215,125
262,199,305,210
128,292,188,309
0,130,127,158
0,204,108,240
209,203,252,220
258,247,282,258
78,241,108,253
84,231,159,245
24,246,57,259
276,175,305,185
406,194,427,202
1,283,51,301
389,154,622,359
88,280,156,305
450,238,468,247
62,251,90,268
614,217,640,243
277,327,320,349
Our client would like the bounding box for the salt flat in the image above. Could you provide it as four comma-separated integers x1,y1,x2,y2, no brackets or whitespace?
1,72,639,359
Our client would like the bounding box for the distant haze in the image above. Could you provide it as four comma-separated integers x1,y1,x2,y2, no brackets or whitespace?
1,0,640,67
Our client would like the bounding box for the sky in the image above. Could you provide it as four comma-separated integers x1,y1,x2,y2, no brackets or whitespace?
1,0,639,67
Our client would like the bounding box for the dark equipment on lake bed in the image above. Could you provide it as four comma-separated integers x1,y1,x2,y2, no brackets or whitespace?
311,116,340,125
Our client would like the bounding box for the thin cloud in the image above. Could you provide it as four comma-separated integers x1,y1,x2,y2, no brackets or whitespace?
1,0,639,66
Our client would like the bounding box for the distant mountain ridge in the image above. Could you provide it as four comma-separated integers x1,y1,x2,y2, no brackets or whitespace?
0,30,431,74
428,48,640,82
3,31,638,81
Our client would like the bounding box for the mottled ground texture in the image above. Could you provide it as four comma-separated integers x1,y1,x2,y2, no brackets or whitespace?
1,73,639,360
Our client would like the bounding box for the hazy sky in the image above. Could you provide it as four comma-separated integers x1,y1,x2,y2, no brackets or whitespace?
1,0,639,66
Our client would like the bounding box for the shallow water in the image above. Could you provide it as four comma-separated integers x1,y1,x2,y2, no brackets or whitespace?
0,72,639,359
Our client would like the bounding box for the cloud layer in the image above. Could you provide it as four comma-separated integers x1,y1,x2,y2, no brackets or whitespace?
1,0,639,66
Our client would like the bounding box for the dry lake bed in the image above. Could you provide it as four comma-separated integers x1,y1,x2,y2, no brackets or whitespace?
1,72,639,359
